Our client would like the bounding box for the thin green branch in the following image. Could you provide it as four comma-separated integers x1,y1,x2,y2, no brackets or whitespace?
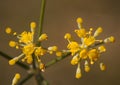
0,51,29,70
17,73,34,85
35,69,49,85
45,52,71,68
38,0,46,37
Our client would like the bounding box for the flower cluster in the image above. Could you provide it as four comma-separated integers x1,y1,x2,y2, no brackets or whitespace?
64,17,115,79
5,22,61,71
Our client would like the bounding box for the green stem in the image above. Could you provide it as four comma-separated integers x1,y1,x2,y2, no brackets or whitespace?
35,69,49,85
45,52,71,68
38,0,46,37
0,51,29,70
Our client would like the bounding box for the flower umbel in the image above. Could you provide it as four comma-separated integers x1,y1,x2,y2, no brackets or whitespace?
64,17,115,78
6,22,58,71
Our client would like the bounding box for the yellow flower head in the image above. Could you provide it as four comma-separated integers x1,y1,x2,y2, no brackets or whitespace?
64,17,114,78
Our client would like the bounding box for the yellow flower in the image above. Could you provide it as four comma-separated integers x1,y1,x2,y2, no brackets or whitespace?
56,51,62,57
9,59,16,65
9,41,16,47
64,17,115,79
98,46,106,53
22,44,34,55
30,22,36,32
84,61,90,72
83,36,95,46
75,28,86,38
88,49,99,62
94,27,103,37
19,31,33,44
76,17,83,24
64,33,71,39
71,54,79,65
35,47,47,56
39,33,48,41
75,64,82,79
79,49,88,59
12,73,21,85
5,27,12,34
67,41,80,55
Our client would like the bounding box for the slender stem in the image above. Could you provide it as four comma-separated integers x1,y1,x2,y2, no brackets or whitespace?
38,0,46,37
17,73,34,85
0,51,29,70
35,69,49,85
45,52,71,68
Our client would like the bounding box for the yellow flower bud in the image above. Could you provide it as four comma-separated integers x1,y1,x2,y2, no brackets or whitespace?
12,73,21,85
104,36,115,43
100,63,106,71
76,17,83,23
9,41,16,47
30,22,36,29
27,57,33,64
56,51,62,57
39,33,48,41
64,33,71,39
75,65,82,79
5,27,12,34
84,61,90,72
9,59,16,65
98,46,106,53
109,36,115,43
80,49,88,59
94,27,103,37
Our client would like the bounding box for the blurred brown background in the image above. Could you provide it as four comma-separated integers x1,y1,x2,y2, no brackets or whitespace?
0,0,120,85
